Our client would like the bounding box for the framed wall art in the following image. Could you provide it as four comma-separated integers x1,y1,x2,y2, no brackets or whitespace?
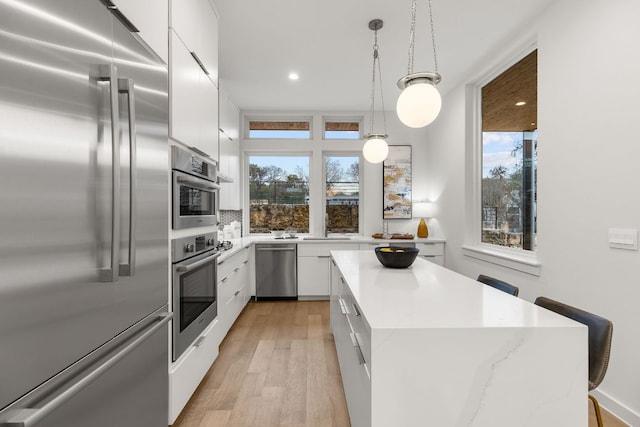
383,145,412,219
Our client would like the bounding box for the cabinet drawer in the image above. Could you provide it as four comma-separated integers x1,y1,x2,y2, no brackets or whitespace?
169,317,221,423
298,242,358,257
416,242,444,256
218,246,249,280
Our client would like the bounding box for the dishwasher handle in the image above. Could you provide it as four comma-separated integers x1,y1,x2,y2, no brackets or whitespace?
256,247,296,251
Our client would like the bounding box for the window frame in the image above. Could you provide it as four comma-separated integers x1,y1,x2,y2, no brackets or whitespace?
245,152,312,235
462,42,541,276
322,116,363,140
322,151,363,236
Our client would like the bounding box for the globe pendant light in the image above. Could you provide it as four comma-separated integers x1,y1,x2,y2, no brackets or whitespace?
396,0,442,128
363,19,389,164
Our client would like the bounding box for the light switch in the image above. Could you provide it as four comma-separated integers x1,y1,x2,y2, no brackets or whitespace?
608,228,638,250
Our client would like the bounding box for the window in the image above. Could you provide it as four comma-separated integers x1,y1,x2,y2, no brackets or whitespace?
248,120,311,139
325,154,360,234
481,49,537,251
248,155,310,233
324,119,361,140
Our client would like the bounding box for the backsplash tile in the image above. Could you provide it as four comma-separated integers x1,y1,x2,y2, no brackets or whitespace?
219,210,242,227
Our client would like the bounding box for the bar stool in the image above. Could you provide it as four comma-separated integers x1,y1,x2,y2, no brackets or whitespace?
534,296,613,427
476,274,519,296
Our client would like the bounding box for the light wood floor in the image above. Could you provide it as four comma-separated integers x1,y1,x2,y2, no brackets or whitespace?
172,301,628,427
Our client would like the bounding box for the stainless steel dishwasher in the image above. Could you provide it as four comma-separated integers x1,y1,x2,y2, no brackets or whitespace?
255,243,297,300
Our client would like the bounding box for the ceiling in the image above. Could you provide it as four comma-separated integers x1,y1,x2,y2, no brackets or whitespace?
212,0,553,113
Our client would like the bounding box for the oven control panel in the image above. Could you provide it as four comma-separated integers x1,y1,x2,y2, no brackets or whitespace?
171,232,217,263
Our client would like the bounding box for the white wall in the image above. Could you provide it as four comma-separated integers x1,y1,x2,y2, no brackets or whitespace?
426,0,640,423
240,111,431,238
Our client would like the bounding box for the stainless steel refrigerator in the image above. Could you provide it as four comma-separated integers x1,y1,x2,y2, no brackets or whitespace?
0,1,171,426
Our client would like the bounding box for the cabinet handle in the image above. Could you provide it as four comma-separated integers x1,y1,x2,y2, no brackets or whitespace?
233,267,240,272
352,304,361,317
339,298,348,315
350,332,366,365
193,335,206,347
317,255,330,259
331,259,336,266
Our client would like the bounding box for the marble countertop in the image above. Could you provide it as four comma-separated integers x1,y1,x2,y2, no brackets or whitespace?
330,250,584,331
215,235,445,263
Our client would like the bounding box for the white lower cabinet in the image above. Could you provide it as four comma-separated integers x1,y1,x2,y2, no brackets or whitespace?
415,241,445,266
169,317,223,424
217,246,251,337
330,259,371,427
359,240,445,266
169,245,251,425
297,243,358,299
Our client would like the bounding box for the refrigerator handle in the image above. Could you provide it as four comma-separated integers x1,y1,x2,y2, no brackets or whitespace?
98,64,121,283
118,78,137,277
0,313,173,427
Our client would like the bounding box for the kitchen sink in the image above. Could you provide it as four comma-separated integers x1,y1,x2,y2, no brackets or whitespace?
302,236,352,241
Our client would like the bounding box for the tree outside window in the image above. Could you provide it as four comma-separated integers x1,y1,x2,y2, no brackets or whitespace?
248,156,309,233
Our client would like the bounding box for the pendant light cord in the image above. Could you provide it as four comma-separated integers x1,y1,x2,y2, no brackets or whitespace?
428,0,439,75
369,28,387,136
406,0,439,76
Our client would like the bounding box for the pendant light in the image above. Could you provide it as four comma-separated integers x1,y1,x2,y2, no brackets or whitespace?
396,0,442,128
363,19,389,164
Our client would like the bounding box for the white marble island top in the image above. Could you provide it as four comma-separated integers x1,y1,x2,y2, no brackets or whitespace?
331,250,580,330
330,250,588,427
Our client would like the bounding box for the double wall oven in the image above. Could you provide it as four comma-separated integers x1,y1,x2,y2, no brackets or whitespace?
171,146,220,230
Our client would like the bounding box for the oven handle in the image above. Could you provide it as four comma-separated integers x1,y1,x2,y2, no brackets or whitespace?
98,64,120,283
118,78,136,277
176,174,221,191
175,252,221,273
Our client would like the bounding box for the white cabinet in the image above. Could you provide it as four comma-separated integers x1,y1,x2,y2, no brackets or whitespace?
169,30,219,159
171,0,218,87
297,243,358,299
360,240,445,266
113,0,169,63
415,241,445,266
217,246,251,335
330,260,371,427
169,317,223,424
218,89,241,210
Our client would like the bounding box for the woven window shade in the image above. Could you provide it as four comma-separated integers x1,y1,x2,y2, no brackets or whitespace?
249,121,309,131
325,122,359,131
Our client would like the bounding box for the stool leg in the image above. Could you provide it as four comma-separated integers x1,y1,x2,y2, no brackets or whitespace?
588,394,604,427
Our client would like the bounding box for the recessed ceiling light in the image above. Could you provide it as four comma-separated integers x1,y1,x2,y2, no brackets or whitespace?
288,72,299,80
515,101,526,106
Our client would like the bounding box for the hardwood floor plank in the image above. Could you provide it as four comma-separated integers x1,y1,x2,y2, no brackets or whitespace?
173,300,625,427
247,339,276,373
280,339,307,425
197,410,231,427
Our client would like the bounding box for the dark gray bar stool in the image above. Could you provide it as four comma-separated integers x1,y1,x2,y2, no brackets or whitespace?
534,296,613,427
476,274,519,296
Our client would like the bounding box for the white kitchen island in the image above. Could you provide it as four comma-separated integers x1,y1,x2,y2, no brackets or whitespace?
329,250,587,427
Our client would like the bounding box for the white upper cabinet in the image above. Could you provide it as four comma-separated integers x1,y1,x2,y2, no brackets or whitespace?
170,30,219,159
218,88,240,209
171,0,219,87
113,0,169,63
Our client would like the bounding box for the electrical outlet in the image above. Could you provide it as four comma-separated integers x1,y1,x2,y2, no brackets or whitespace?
608,228,638,250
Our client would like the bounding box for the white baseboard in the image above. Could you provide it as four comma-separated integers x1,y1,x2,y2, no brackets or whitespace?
591,389,639,426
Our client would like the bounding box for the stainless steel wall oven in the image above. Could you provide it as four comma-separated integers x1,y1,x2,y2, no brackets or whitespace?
171,232,219,361
171,146,219,229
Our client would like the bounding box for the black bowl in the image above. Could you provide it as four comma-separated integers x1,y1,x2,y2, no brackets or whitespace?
374,246,420,268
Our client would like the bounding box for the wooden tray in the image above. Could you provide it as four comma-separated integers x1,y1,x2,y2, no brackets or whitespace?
371,233,415,240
